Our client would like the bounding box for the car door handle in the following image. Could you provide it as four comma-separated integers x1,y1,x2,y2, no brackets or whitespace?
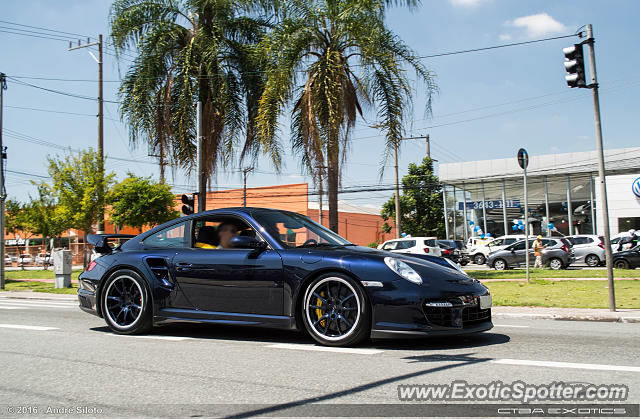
176,262,192,272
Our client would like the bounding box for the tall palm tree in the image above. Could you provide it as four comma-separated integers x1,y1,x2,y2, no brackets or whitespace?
110,0,271,193
257,0,436,233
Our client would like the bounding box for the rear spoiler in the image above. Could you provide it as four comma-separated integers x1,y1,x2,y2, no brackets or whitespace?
87,234,136,254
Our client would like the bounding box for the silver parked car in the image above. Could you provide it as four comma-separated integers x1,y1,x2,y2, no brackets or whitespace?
565,235,605,267
486,238,575,270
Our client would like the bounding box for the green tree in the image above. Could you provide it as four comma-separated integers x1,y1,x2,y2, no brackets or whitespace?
110,0,270,186
381,157,444,238
257,0,436,232
107,173,180,233
23,184,67,254
47,149,115,267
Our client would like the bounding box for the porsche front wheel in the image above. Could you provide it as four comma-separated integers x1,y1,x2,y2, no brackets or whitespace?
302,274,370,347
101,269,152,334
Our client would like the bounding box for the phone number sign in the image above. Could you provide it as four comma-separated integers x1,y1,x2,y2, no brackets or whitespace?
457,199,521,210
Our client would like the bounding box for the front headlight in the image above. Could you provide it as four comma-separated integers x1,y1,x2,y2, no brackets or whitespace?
384,257,422,284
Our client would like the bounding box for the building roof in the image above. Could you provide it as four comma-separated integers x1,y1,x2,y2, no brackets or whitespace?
439,147,640,184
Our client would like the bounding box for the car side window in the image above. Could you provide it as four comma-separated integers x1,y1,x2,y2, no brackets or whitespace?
397,240,415,250
192,216,255,249
143,221,190,248
424,239,436,247
490,239,504,246
611,238,620,244
382,242,397,250
505,238,517,245
512,241,526,251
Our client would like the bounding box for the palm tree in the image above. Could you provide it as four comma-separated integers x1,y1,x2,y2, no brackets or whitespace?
110,0,271,192
257,0,436,233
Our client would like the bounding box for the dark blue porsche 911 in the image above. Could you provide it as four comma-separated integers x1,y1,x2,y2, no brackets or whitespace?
78,207,492,346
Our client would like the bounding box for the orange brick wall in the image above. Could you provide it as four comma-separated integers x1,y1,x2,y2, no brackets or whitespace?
306,209,396,246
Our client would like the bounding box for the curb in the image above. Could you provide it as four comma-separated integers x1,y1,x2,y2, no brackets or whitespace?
492,312,640,323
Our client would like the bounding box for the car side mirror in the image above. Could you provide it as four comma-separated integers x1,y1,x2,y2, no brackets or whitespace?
230,235,267,250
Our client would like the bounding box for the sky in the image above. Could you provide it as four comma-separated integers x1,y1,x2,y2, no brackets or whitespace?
1,0,638,209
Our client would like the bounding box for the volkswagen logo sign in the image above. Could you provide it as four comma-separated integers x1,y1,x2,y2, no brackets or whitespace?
633,177,640,199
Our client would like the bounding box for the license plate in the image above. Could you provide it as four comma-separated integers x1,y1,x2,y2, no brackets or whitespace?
479,294,492,309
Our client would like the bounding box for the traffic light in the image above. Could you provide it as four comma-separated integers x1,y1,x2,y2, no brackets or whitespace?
181,194,195,215
563,44,587,88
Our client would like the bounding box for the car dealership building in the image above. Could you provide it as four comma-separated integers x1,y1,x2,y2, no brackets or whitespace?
439,147,640,240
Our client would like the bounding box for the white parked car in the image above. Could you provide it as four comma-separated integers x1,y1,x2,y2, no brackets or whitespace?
466,236,493,248
610,232,634,253
17,253,33,265
468,235,528,265
378,237,442,257
565,235,605,267
35,252,51,266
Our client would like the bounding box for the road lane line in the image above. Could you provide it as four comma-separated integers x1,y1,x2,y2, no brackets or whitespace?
267,343,383,355
0,302,75,309
492,324,530,328
0,299,76,306
0,324,59,331
493,358,640,373
112,334,190,341
0,306,27,310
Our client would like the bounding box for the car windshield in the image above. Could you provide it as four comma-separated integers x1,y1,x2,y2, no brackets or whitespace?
251,210,352,248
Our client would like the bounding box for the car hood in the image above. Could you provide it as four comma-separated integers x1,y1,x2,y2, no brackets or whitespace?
307,245,481,286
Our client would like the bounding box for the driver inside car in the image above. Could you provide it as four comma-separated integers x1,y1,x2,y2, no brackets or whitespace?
194,222,241,249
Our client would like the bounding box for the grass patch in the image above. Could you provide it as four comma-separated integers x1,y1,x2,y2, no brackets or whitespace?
467,269,640,280
5,270,82,281
485,279,640,309
1,280,78,294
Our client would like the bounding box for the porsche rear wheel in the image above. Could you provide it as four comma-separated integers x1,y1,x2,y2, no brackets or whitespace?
102,269,152,334
302,274,370,347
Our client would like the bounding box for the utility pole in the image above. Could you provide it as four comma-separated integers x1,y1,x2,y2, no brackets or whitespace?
585,24,615,311
69,36,104,233
394,143,401,238
0,73,6,290
317,169,324,226
242,167,253,207
392,134,432,239
425,134,430,159
518,148,530,283
196,101,205,213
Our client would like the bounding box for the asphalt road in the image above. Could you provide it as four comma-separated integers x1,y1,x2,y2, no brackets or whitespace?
0,295,638,417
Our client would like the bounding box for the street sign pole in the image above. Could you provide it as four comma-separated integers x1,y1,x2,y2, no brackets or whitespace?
518,148,530,283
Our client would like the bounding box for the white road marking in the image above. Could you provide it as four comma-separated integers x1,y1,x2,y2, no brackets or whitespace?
0,302,75,309
0,298,76,306
113,334,190,341
492,324,530,328
0,324,59,331
493,358,640,373
267,343,384,355
0,306,27,310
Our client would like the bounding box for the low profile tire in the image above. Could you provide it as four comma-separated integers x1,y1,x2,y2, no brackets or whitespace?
549,258,564,270
614,259,629,269
301,273,371,347
493,259,507,270
585,254,600,267
101,269,152,335
473,254,486,265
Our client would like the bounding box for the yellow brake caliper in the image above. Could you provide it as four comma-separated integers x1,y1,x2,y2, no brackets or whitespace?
316,291,326,327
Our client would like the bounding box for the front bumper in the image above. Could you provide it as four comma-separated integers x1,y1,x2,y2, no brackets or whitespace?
361,269,493,338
